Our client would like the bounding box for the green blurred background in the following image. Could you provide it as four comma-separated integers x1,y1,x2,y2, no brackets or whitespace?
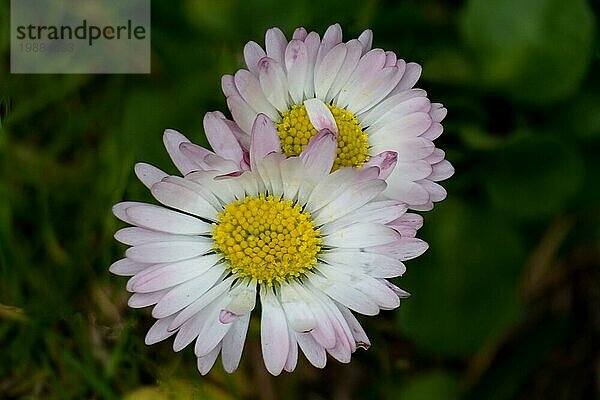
1,0,599,398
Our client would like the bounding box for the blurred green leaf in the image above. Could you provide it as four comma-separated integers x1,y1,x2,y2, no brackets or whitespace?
397,371,461,400
484,136,584,219
399,200,526,357
462,0,595,104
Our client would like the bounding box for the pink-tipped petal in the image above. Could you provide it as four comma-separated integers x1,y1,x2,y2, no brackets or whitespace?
304,98,338,134
326,39,362,102
243,41,266,75
429,160,454,181
303,32,321,98
357,29,373,54
299,129,337,176
316,23,343,67
250,114,282,169
363,151,398,180
221,74,239,97
227,95,257,134
265,27,287,65
314,43,347,101
163,129,199,175
258,57,289,113
285,40,309,104
234,69,279,120
203,112,244,166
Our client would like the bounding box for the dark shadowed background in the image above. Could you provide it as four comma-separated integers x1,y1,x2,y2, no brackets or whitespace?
1,0,599,398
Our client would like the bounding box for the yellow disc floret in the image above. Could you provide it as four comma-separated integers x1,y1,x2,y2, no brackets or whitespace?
276,104,370,171
212,195,321,286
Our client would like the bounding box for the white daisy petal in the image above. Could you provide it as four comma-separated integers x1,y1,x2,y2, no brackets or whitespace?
125,239,214,264
151,179,219,221
109,258,148,276
326,39,363,102
292,27,307,41
124,203,212,235
337,303,371,349
357,29,373,54
221,312,251,373
151,265,225,318
227,95,258,134
419,179,447,202
265,27,287,65
203,112,244,166
316,23,343,67
304,98,338,134
221,74,239,97
279,157,305,202
304,167,357,211
258,57,290,113
128,255,220,294
235,70,279,121
324,223,399,248
280,282,317,332
283,329,299,372
134,163,167,190
162,129,200,175
296,332,327,368
194,296,233,357
260,288,290,376
173,311,206,352
197,342,222,375
292,284,336,349
362,151,398,180
429,160,455,181
345,66,403,114
114,227,196,246
358,88,427,127
322,249,407,278
314,43,347,101
285,40,309,104
250,114,282,170
244,40,267,75
367,237,429,261
312,179,386,225
299,129,337,178
366,96,431,132
368,111,433,140
309,272,380,316
169,278,234,331
145,315,177,345
320,201,406,234
390,61,422,94
303,32,321,98
128,289,170,309
222,280,257,317
336,49,386,108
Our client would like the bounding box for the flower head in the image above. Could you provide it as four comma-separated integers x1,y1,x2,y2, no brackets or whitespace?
111,114,427,375
222,23,453,211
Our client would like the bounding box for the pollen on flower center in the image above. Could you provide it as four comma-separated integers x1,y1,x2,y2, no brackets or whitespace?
276,104,369,171
212,195,321,286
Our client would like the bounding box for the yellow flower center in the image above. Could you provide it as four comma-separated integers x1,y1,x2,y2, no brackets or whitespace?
212,195,321,286
276,103,369,171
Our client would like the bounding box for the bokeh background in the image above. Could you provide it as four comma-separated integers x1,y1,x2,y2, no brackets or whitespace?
1,0,599,398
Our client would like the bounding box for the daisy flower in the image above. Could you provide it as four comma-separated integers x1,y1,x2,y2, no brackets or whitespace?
222,23,454,211
110,114,427,375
